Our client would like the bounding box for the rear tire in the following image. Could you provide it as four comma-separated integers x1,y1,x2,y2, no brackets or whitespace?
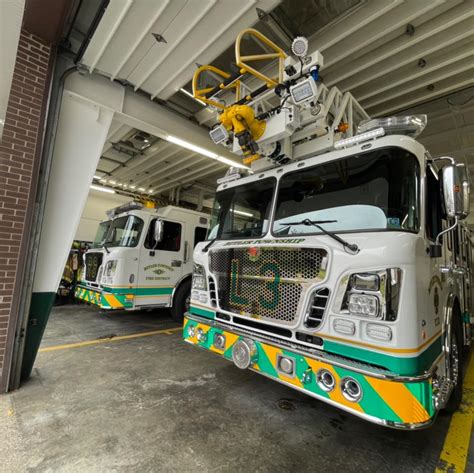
170,279,191,323
445,313,463,413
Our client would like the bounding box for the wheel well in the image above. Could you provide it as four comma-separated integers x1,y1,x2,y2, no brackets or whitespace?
450,295,465,345
172,275,192,304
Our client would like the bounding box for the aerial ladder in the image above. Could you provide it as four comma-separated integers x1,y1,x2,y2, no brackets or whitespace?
192,28,369,171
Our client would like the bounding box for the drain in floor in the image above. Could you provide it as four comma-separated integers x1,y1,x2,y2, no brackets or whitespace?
277,398,297,411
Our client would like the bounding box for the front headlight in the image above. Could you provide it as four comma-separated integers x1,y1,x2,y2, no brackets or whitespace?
192,263,207,290
104,260,117,277
348,293,379,317
339,268,401,321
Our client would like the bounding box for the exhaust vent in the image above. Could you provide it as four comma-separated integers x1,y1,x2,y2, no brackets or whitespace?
305,287,330,329
208,277,217,307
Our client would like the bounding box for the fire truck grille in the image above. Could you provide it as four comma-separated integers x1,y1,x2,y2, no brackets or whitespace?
209,247,327,325
85,253,103,282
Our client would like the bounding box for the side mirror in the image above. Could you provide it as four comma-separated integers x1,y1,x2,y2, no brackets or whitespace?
457,163,470,218
153,219,163,245
441,164,469,220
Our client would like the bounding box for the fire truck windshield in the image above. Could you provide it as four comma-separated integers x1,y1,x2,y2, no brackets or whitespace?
208,178,275,240
104,215,144,248
91,220,112,248
273,147,419,236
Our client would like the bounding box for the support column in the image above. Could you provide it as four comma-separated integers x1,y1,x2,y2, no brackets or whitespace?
0,30,53,392
20,89,116,380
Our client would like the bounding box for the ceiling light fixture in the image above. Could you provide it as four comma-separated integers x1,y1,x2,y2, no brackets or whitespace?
179,87,206,106
166,135,249,170
167,135,217,159
138,187,146,192
90,184,115,194
216,155,247,169
93,175,101,180
109,180,117,185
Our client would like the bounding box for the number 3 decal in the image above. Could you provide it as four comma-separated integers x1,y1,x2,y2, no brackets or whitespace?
259,262,280,310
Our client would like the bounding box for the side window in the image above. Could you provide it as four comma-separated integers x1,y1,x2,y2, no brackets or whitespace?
194,227,208,247
145,219,182,251
425,166,443,241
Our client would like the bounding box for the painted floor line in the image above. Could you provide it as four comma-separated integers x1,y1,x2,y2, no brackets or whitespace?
436,354,474,472
38,326,182,353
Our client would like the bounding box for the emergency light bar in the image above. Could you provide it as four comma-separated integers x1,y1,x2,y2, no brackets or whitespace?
358,115,427,138
334,127,385,149
106,201,144,218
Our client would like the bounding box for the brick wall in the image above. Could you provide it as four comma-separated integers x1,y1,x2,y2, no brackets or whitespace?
0,29,53,391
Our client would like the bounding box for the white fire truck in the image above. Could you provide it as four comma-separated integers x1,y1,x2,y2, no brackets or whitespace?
183,29,472,429
76,202,209,320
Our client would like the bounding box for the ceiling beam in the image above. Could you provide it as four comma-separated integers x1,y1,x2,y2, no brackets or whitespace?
354,36,474,102
309,0,403,52
323,0,470,85
150,0,259,100
134,0,217,93
330,16,474,93
153,162,225,195
87,0,133,74
109,141,173,180
110,0,171,81
323,0,444,70
368,71,474,116
361,56,474,109
134,152,201,186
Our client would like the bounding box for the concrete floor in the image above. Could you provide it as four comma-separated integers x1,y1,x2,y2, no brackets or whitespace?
1,303,473,472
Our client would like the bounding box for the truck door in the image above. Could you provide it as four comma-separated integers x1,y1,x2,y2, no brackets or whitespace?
137,218,184,307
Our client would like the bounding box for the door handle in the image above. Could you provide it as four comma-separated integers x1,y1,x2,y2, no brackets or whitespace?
184,241,189,264
171,260,182,267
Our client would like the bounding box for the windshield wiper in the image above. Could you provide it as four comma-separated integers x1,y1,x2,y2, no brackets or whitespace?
102,243,110,254
202,238,217,253
280,219,359,253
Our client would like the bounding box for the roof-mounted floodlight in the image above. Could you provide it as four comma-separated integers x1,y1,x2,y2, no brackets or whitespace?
358,115,427,138
292,36,309,57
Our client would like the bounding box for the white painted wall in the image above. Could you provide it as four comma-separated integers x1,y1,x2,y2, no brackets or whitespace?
75,189,130,242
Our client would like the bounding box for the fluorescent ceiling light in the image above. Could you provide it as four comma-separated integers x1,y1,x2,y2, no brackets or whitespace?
129,185,136,189
167,135,217,159
138,187,146,192
90,184,115,194
109,180,117,185
93,175,101,179
179,87,205,105
217,155,248,169
166,135,249,170
148,189,153,193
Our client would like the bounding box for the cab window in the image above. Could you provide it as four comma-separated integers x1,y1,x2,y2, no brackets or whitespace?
425,165,443,241
145,219,182,251
194,227,207,247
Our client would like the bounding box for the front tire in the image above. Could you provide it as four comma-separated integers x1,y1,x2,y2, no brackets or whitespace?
170,279,191,323
445,313,463,413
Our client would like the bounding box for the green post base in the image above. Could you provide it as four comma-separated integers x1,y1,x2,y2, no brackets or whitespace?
20,292,56,382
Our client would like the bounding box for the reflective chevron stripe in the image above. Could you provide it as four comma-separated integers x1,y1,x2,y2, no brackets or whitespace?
183,316,434,427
